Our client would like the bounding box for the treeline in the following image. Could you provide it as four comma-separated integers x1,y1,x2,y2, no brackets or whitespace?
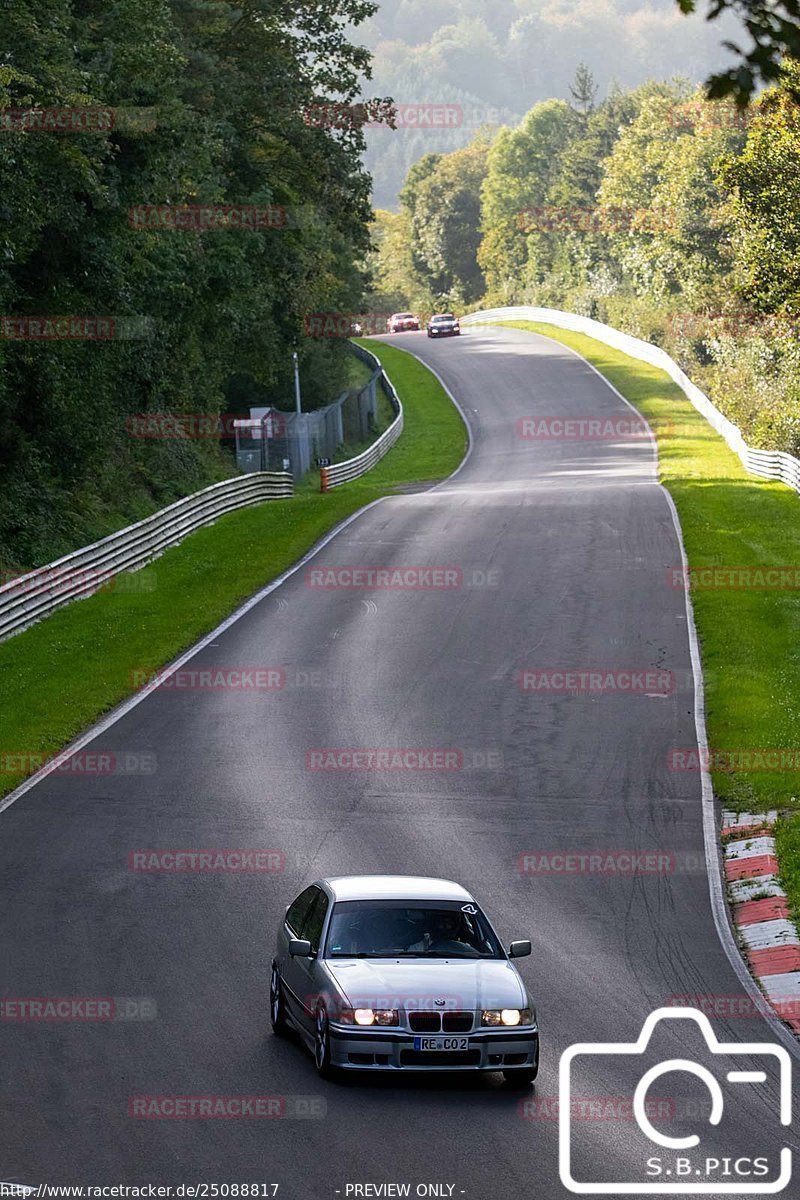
371,63,800,454
0,0,381,569
359,0,737,208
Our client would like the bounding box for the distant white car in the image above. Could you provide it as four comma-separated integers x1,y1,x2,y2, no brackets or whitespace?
387,312,420,333
270,875,539,1083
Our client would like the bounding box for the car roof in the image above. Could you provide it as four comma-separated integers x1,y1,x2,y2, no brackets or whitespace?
432,313,455,319
323,875,473,902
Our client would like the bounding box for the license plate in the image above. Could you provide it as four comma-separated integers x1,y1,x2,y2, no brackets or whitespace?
413,1036,469,1051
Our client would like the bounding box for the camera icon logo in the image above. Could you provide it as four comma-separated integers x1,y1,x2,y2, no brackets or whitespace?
559,1007,792,1193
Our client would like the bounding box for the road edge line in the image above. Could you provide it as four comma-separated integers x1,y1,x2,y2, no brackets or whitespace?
0,348,476,819
496,321,800,1058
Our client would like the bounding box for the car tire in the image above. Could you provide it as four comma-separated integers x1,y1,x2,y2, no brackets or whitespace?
314,1005,336,1079
270,963,288,1036
502,1066,538,1087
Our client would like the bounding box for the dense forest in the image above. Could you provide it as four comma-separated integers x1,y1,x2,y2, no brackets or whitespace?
3,0,799,572
369,62,800,456
0,0,384,568
356,0,742,208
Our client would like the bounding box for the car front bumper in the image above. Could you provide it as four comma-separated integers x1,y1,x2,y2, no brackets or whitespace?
328,1024,539,1071
428,328,459,336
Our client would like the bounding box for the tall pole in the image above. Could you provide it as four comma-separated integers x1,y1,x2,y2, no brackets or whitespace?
292,351,302,414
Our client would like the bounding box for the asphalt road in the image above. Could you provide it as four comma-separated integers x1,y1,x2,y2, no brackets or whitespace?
1,325,797,1197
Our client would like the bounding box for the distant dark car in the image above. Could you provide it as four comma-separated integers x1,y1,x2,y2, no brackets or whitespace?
427,313,460,338
387,312,421,333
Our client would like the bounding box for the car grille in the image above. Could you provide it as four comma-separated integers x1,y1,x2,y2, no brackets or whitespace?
407,1011,474,1032
408,1012,440,1032
400,1050,481,1067
442,1012,473,1032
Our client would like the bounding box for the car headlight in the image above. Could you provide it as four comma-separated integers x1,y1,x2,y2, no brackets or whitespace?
338,1007,399,1026
481,1008,534,1027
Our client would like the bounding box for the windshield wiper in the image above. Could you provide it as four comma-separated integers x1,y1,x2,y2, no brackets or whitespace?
329,952,382,958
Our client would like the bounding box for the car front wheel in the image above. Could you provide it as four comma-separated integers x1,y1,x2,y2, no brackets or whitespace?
270,963,288,1035
314,1006,336,1079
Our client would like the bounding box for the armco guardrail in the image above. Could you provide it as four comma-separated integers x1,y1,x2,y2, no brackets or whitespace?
320,345,403,491
463,306,800,498
0,471,293,643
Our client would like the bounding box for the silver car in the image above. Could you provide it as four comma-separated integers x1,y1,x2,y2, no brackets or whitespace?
270,875,539,1084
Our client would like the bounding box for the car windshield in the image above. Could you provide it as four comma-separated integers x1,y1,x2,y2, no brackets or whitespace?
433,315,454,322
325,899,504,959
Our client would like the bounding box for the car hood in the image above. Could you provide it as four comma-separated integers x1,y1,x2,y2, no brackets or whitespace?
324,958,528,1010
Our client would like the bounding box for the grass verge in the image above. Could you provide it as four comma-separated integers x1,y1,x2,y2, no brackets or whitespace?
498,319,800,925
0,339,467,799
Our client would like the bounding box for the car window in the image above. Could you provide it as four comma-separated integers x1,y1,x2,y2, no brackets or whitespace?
286,885,318,936
302,890,329,952
325,900,503,959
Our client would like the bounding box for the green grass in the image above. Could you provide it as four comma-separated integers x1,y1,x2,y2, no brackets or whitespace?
497,320,800,814
343,354,377,391
0,339,467,798
775,816,800,928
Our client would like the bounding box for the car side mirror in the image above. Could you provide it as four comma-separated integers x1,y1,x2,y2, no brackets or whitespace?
289,938,313,958
508,939,531,958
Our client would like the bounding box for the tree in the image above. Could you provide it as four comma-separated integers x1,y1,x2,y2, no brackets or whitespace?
718,59,800,310
477,100,579,301
569,64,598,115
676,0,800,104
402,138,490,304
0,0,386,566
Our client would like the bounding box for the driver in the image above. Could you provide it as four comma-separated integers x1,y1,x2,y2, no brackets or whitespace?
407,910,468,953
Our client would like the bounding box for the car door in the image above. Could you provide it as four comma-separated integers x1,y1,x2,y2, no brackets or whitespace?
280,885,319,1024
288,887,330,1036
